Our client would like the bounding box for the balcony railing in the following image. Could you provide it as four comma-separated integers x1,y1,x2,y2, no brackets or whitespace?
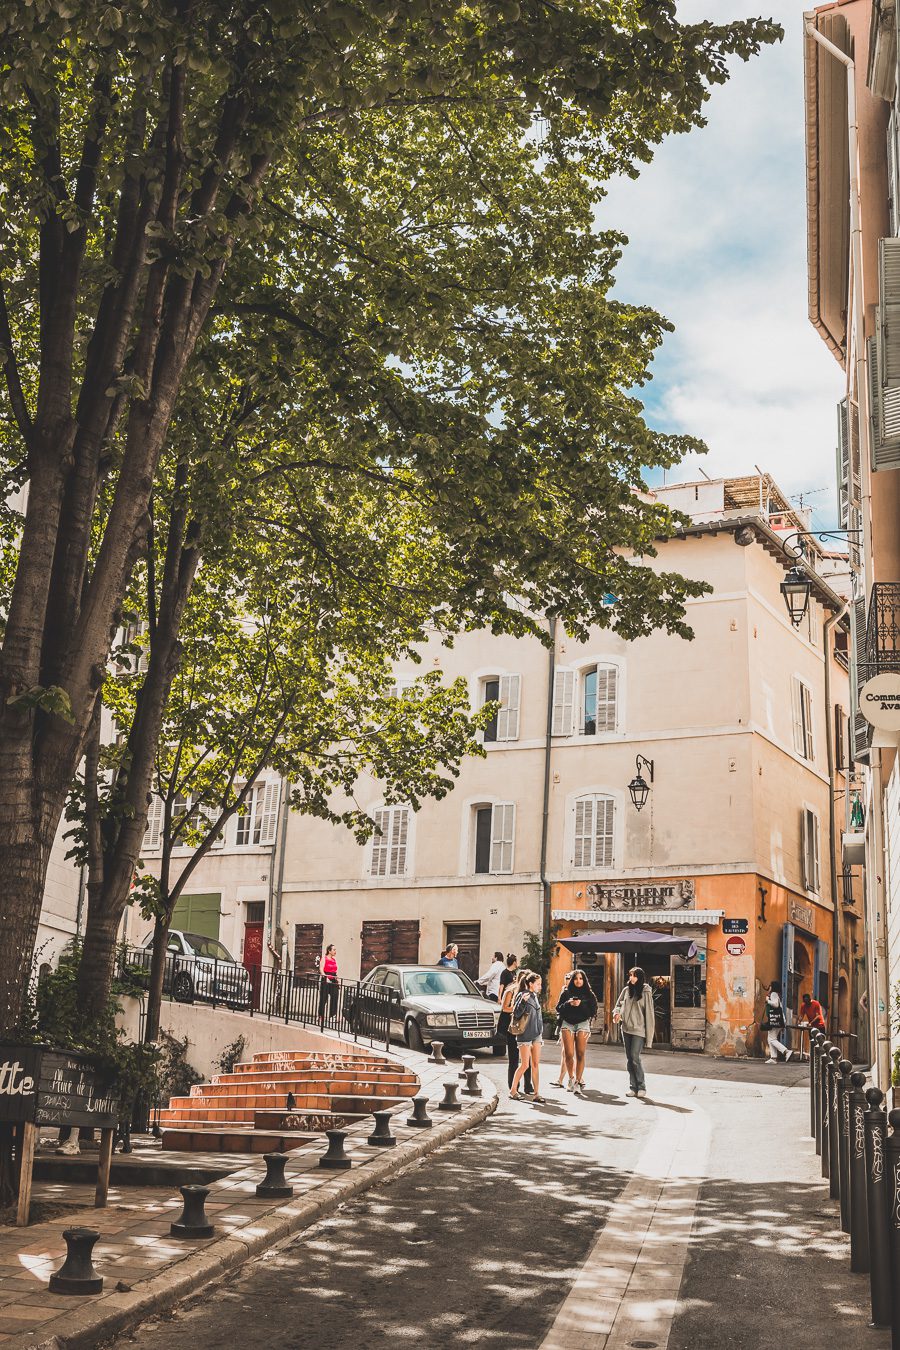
863,581,900,675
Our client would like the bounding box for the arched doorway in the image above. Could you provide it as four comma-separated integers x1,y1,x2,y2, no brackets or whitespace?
788,939,812,1019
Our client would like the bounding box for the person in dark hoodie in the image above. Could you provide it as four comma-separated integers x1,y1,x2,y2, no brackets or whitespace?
556,968,598,1097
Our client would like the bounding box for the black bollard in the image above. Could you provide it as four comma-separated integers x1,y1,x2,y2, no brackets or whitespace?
821,1042,834,1181
838,1059,853,1234
865,1087,891,1328
368,1110,397,1147
463,1069,482,1097
886,1109,900,1348
810,1029,820,1139
407,1095,433,1129
319,1129,352,1169
458,1054,476,1079
49,1228,103,1295
171,1185,214,1238
849,1070,870,1273
438,1080,462,1112
828,1047,841,1199
813,1033,824,1157
428,1041,446,1066
256,1152,293,1199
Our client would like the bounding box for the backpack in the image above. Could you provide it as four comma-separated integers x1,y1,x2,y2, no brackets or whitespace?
509,994,531,1037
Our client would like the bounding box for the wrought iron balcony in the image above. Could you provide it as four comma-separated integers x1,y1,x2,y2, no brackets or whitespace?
863,581,900,675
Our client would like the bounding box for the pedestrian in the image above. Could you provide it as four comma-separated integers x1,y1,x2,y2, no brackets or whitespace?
510,972,546,1103
549,970,574,1087
555,969,598,1097
799,991,826,1033
763,980,793,1063
437,944,459,968
498,962,532,1095
476,951,505,1001
612,966,655,1098
318,943,339,1027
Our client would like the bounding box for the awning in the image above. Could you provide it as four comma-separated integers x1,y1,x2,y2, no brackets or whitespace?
552,908,723,927
560,928,697,954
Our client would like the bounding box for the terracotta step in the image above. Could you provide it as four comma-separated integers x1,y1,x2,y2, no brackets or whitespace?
160,1127,317,1154
188,1080,415,1102
253,1110,362,1132
206,1069,415,1089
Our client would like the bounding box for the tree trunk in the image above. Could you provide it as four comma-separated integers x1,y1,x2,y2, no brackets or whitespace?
0,811,55,1035
144,913,172,1045
74,903,121,1029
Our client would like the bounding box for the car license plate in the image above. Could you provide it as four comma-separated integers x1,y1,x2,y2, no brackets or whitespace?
462,1030,484,1038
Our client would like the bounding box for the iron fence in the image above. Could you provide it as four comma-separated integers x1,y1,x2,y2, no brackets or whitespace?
115,945,392,1049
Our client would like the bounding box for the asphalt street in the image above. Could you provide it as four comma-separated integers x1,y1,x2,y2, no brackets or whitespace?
111,1044,888,1350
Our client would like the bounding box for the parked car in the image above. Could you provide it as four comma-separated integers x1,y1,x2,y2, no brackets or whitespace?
350,963,502,1054
135,929,252,1009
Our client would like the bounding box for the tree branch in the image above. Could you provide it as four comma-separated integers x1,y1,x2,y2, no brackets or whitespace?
0,279,33,446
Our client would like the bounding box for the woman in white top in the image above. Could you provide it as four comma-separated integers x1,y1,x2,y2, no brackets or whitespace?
764,981,793,1063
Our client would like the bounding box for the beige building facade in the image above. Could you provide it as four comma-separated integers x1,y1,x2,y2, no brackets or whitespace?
142,475,860,1057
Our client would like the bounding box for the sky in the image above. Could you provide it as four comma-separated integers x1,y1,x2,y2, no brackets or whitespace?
603,0,845,528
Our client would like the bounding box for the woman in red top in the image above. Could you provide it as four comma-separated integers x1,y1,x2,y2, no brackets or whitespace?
318,944,339,1027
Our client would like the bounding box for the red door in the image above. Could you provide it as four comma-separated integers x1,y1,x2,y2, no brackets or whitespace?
243,922,264,1008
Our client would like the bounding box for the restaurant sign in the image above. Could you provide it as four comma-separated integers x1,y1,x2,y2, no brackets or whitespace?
588,880,695,911
0,1046,118,1128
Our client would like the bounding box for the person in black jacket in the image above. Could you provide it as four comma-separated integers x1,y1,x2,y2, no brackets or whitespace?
556,968,598,1097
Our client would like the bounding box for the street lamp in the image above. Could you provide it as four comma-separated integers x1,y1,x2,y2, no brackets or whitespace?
780,565,812,628
628,755,654,812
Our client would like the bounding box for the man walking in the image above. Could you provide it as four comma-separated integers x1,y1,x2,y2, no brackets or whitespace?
476,951,505,1001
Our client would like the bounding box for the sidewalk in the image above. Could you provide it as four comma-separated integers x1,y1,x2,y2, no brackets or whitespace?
0,1047,495,1349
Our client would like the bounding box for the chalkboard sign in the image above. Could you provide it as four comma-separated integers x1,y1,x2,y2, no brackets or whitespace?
0,1046,117,1129
673,964,703,1009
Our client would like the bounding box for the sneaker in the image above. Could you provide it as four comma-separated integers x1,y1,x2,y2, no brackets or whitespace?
567,1078,576,1092
550,1079,565,1088
636,1088,646,1098
577,1080,586,1090
574,1084,586,1099
765,1058,776,1064
785,1050,794,1063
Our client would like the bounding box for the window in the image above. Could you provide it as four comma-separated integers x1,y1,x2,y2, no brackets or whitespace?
573,794,615,869
552,669,575,736
581,664,618,735
370,805,410,877
235,781,280,847
473,802,515,874
791,677,815,761
801,807,821,893
386,676,416,698
143,796,164,852
482,674,520,743
834,705,847,772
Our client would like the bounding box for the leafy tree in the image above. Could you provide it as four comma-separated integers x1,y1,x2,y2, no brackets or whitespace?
0,0,781,1051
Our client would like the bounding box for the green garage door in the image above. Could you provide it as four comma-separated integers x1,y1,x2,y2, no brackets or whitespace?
171,893,221,940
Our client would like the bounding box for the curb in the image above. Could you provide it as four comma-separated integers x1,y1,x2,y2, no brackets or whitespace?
26,1085,496,1350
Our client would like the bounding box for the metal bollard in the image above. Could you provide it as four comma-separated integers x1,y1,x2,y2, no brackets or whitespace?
865,1087,891,1328
458,1054,476,1079
428,1041,446,1066
849,1070,870,1273
49,1228,103,1294
170,1185,214,1239
838,1059,853,1234
406,1095,433,1129
256,1152,293,1199
886,1109,900,1347
463,1069,482,1097
319,1129,352,1169
438,1080,462,1112
367,1110,397,1147
828,1047,841,1199
810,1029,820,1139
813,1033,824,1157
821,1041,834,1181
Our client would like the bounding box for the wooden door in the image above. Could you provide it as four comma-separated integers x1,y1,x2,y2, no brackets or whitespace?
293,923,324,979
242,922,264,1010
445,921,481,982
671,957,706,1051
360,920,421,976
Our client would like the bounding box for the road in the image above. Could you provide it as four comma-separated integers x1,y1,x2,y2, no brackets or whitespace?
111,1045,887,1350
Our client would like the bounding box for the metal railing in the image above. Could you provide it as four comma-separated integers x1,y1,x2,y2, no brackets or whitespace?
115,946,392,1049
862,581,900,676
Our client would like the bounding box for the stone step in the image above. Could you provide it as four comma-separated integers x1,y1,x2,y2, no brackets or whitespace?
253,1109,366,1132
205,1069,415,1090
160,1127,318,1154
160,1093,405,1125
187,1080,416,1103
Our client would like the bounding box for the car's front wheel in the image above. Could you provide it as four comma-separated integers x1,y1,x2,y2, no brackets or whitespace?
173,970,194,1004
406,1019,426,1054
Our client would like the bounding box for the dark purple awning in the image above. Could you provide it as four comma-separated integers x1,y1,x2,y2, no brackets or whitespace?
560,927,696,955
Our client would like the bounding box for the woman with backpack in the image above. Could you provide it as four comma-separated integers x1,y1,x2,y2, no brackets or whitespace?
763,980,793,1063
498,960,532,1094
509,971,546,1103
556,968,598,1097
612,966,655,1098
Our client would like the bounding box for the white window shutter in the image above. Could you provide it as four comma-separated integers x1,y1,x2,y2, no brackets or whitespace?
490,803,514,874
596,797,615,868
596,666,618,733
143,796,164,851
803,685,815,761
259,781,280,846
552,670,575,737
812,812,821,893
800,809,809,890
497,675,520,742
791,678,804,756
390,807,409,876
573,797,593,868
371,808,390,876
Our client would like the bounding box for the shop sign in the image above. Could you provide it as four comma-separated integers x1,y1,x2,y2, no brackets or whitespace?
789,900,815,931
0,1046,117,1128
723,919,749,935
588,880,695,910
859,674,900,731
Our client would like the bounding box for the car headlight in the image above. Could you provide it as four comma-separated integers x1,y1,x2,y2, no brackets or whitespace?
426,1013,457,1027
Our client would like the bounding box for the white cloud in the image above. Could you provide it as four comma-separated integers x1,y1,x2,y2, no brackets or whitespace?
602,0,845,524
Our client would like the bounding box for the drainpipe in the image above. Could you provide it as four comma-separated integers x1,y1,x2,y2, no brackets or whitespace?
271,780,290,942
824,600,849,1036
806,20,890,1085
539,617,557,948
